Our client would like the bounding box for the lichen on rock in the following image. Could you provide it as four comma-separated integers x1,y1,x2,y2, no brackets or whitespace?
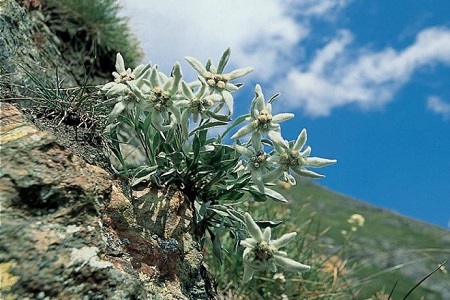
0,1,216,298
0,103,213,299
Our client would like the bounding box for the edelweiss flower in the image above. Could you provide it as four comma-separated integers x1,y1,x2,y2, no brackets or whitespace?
113,52,135,83
234,143,275,192
102,53,150,97
126,63,189,131
231,84,293,147
241,212,311,282
180,78,223,124
266,128,337,183
102,53,151,121
185,47,253,114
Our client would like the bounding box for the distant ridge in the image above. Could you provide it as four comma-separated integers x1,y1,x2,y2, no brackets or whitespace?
268,178,450,299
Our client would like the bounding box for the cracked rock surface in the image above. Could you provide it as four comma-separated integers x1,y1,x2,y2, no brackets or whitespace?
0,103,211,299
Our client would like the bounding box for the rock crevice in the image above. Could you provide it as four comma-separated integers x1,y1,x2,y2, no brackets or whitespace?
0,103,211,299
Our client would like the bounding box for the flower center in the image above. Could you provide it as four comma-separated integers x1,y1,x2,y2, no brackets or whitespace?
190,98,214,113
250,151,268,169
254,241,275,262
252,109,273,130
149,87,172,111
115,71,135,84
280,151,305,167
204,71,230,90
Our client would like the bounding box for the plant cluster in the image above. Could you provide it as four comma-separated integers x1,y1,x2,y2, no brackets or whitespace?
9,66,107,132
35,0,142,83
101,48,336,283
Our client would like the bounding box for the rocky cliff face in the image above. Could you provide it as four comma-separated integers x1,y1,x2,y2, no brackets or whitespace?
0,1,214,298
0,103,213,299
0,0,74,95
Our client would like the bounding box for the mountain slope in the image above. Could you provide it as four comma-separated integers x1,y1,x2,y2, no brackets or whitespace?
266,178,450,299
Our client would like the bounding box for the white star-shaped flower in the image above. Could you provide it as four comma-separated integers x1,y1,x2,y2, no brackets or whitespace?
265,128,337,183
231,84,293,147
102,53,151,121
234,143,275,193
126,63,189,131
241,213,311,282
185,47,253,115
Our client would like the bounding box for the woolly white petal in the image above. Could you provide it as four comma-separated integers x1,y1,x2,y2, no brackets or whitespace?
261,167,283,183
291,166,324,178
240,238,257,248
268,261,278,272
244,213,263,241
268,131,287,150
306,157,337,168
294,129,307,151
273,255,311,272
222,90,234,114
231,124,254,139
126,81,145,100
181,81,195,99
300,146,312,157
185,56,207,75
115,53,125,73
163,77,174,92
170,62,183,94
262,227,271,242
234,144,254,157
133,63,151,79
242,265,255,283
271,232,297,249
108,101,126,122
272,113,294,123
252,170,265,193
226,82,240,91
173,100,190,108
102,82,115,91
150,68,160,87
105,83,128,97
251,132,262,150
169,107,182,124
227,67,254,80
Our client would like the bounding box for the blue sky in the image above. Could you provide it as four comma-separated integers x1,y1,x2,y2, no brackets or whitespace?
119,0,450,229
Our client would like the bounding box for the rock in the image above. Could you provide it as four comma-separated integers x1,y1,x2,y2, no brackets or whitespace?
0,0,75,96
0,103,214,299
0,1,215,297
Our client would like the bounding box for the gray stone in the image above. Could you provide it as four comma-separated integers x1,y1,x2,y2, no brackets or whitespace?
0,103,214,299
0,0,74,95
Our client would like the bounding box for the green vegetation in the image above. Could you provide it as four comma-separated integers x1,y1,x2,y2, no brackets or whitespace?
4,0,143,145
6,1,449,299
28,0,142,83
205,178,450,299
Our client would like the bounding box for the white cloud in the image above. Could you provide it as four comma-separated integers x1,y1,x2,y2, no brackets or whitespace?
118,0,351,81
118,2,450,118
118,0,310,80
286,0,351,17
427,96,450,120
280,27,450,116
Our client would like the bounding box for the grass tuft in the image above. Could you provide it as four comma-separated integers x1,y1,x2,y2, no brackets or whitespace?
38,0,143,83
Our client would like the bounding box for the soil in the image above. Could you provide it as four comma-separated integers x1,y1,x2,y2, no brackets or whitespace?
12,99,112,172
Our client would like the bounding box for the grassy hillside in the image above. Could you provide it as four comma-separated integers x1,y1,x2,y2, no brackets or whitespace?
268,178,450,299
208,178,450,299
8,2,448,298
